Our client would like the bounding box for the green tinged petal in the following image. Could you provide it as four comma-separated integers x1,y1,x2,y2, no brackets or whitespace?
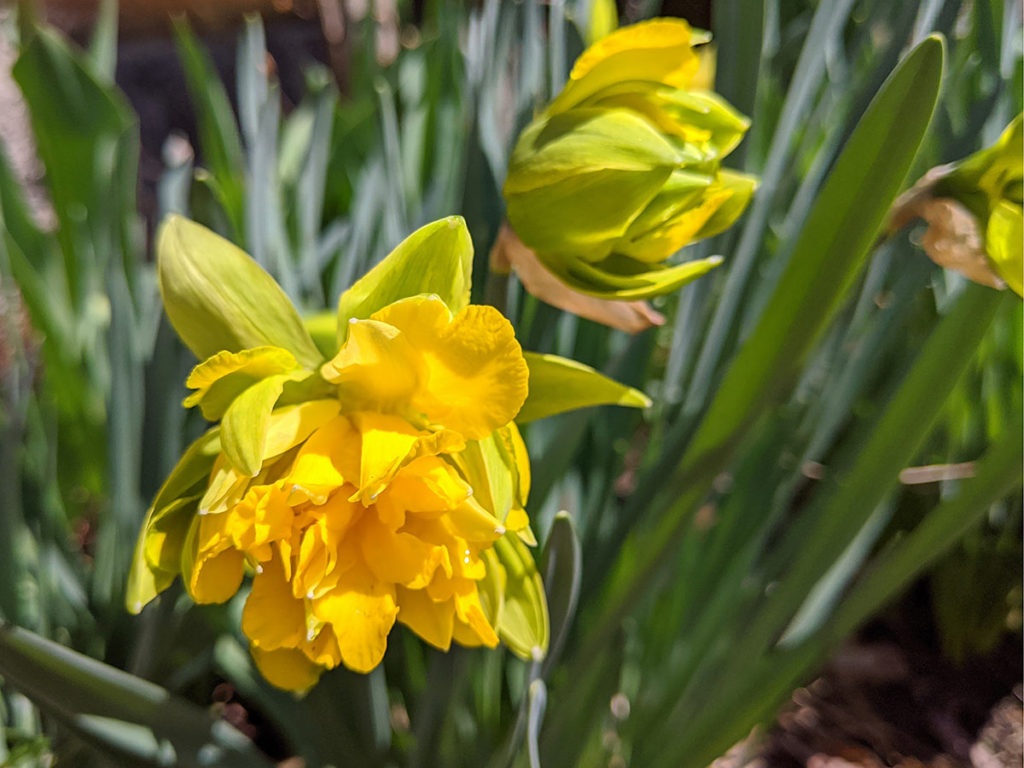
986,200,1023,297
157,215,322,366
517,351,651,423
503,108,681,195
220,373,304,476
541,250,724,300
507,168,672,262
184,346,299,420
336,217,472,342
126,429,222,613
691,169,759,240
492,534,549,659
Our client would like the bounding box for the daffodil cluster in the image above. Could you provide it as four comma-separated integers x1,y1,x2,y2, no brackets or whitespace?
127,216,649,691
503,18,757,300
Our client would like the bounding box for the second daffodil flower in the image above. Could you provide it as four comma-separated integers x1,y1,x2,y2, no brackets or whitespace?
127,215,649,692
503,18,758,300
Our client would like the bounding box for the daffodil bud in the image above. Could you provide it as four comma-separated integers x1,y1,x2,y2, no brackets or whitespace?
934,114,1023,296
503,18,757,300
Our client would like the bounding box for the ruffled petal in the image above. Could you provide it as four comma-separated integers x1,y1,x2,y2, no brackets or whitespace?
549,18,705,114
374,297,529,439
396,587,454,651
313,559,398,673
242,553,306,650
251,645,323,692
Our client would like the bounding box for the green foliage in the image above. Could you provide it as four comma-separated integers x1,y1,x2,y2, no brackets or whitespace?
1,2,1021,768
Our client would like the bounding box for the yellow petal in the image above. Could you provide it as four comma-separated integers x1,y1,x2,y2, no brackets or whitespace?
187,542,245,605
383,456,471,514
263,399,342,459
183,346,299,420
352,412,465,504
313,560,398,673
615,186,733,262
242,554,306,650
251,645,323,692
374,297,529,439
358,516,448,589
443,497,506,544
453,585,499,648
301,624,343,668
549,18,705,114
396,587,454,651
285,415,361,502
321,318,422,409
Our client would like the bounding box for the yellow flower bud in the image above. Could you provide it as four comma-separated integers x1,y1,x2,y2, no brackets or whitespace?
503,18,757,300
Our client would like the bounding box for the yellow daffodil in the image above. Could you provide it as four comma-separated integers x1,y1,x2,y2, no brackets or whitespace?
127,215,650,692
502,18,757,300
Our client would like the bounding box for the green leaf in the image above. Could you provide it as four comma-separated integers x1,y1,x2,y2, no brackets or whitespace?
335,216,473,342
516,351,651,422
157,215,322,366
172,16,245,236
493,534,549,659
680,35,946,487
0,624,274,768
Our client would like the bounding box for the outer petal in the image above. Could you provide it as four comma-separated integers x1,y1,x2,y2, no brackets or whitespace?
374,297,530,439
548,18,706,114
320,319,422,410
358,516,448,589
242,554,306,651
284,415,361,502
183,346,299,420
251,646,323,692
313,560,398,673
396,587,454,651
351,412,464,505
182,515,245,604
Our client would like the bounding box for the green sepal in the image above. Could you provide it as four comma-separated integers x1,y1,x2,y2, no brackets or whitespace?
540,249,724,300
504,107,682,195
220,371,308,476
691,169,758,241
126,429,221,613
517,351,651,423
336,217,473,343
184,346,300,421
492,534,549,659
506,167,672,262
157,215,322,366
304,310,339,357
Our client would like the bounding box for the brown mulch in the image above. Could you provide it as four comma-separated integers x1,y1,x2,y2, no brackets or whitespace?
754,623,1022,768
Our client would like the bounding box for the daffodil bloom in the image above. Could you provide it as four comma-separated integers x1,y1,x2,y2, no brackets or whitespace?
128,215,649,692
503,18,757,300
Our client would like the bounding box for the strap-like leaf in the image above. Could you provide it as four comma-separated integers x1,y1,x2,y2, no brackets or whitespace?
0,624,274,768
517,351,650,423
